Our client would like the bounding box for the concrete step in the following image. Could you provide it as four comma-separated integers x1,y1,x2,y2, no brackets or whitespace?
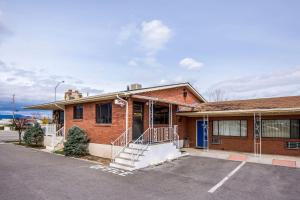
115,157,137,166
119,152,144,159
110,162,135,171
129,143,147,149
123,146,148,154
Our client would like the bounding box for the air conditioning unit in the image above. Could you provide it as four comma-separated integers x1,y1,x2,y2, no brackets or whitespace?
129,83,142,90
286,141,300,149
212,137,221,144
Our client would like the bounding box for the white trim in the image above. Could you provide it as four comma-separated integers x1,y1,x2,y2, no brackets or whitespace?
24,82,206,110
178,107,300,117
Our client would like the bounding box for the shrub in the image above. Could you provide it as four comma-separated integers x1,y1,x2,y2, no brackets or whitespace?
64,126,89,157
23,123,44,146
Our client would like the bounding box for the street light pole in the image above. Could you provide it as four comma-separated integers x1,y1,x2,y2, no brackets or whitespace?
54,81,65,102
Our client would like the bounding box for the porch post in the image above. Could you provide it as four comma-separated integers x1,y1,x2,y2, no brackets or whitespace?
149,100,154,129
169,104,172,127
253,113,262,157
63,107,66,141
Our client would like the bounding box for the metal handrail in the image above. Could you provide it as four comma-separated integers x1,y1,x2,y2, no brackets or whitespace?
111,128,132,160
130,125,179,165
56,127,64,137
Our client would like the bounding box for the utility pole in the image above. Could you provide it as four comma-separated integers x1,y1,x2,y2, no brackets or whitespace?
55,81,65,102
12,94,16,121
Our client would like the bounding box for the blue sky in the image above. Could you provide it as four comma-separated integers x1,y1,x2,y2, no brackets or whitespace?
0,0,300,112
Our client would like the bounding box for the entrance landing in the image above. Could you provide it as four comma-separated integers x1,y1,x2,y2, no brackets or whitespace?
184,148,300,168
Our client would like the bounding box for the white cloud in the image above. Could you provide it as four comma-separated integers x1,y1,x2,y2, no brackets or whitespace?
205,67,300,100
117,20,172,55
0,60,103,103
179,58,204,70
139,20,172,55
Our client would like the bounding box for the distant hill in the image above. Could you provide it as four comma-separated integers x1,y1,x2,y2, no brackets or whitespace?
0,114,28,120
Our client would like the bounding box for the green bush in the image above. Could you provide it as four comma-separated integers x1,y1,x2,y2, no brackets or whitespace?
64,126,89,157
23,123,44,146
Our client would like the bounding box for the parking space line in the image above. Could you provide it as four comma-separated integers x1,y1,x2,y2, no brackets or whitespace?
208,161,246,193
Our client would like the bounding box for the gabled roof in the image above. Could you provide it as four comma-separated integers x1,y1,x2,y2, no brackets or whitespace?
178,96,300,116
24,82,206,110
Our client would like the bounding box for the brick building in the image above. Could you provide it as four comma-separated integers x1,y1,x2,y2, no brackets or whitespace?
26,82,300,169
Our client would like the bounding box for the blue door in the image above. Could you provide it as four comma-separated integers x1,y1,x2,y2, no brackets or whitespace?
197,120,208,148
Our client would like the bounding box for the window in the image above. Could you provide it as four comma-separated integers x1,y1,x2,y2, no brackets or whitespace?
154,105,169,124
59,111,64,124
262,119,300,139
96,103,112,124
213,120,247,137
291,120,300,139
73,105,83,119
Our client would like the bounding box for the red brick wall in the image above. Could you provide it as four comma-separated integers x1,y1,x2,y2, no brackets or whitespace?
64,86,203,145
139,86,203,104
65,100,132,144
184,115,300,156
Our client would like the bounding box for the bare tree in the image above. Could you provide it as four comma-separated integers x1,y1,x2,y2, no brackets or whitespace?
12,118,29,144
206,88,227,102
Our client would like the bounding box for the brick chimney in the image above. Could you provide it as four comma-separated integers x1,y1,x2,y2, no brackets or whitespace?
64,89,83,100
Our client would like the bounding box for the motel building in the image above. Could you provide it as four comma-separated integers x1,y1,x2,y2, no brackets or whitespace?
26,82,300,170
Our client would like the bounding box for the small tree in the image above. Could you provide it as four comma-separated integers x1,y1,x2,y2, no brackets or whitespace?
206,88,227,102
64,126,89,157
23,123,44,146
12,118,29,144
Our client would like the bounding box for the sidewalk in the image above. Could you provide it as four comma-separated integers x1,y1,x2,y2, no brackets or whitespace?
183,148,300,168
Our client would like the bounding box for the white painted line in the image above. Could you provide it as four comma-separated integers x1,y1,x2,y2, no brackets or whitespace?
208,161,246,193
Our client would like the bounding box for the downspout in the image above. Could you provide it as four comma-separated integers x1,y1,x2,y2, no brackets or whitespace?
116,94,129,143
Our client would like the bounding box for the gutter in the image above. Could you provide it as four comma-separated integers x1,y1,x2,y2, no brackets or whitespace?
177,107,300,116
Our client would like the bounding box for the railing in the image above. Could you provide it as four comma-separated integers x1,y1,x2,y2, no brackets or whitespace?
130,125,179,165
41,124,56,136
53,127,65,151
41,125,65,151
111,128,132,160
56,127,64,137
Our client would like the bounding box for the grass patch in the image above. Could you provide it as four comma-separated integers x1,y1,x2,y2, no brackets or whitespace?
54,149,64,155
53,149,111,165
81,154,111,165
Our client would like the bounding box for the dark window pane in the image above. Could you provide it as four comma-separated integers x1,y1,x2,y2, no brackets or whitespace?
59,111,64,124
73,105,83,119
153,105,169,124
291,120,300,139
96,103,112,124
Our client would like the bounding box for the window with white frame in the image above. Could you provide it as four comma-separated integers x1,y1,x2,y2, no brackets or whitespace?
213,120,247,137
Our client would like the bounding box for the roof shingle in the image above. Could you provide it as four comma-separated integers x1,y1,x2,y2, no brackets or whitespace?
195,96,300,112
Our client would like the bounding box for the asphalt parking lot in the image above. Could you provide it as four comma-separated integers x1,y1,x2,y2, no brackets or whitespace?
0,143,299,200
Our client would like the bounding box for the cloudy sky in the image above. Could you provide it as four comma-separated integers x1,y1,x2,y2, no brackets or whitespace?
0,0,300,112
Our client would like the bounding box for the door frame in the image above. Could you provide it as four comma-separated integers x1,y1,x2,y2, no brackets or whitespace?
132,101,144,140
196,119,208,148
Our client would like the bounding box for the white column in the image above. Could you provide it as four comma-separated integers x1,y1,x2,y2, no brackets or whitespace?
63,107,66,141
169,104,172,127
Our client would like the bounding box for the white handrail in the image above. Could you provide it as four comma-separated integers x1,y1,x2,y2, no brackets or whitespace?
56,127,64,137
111,128,132,160
130,125,179,165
